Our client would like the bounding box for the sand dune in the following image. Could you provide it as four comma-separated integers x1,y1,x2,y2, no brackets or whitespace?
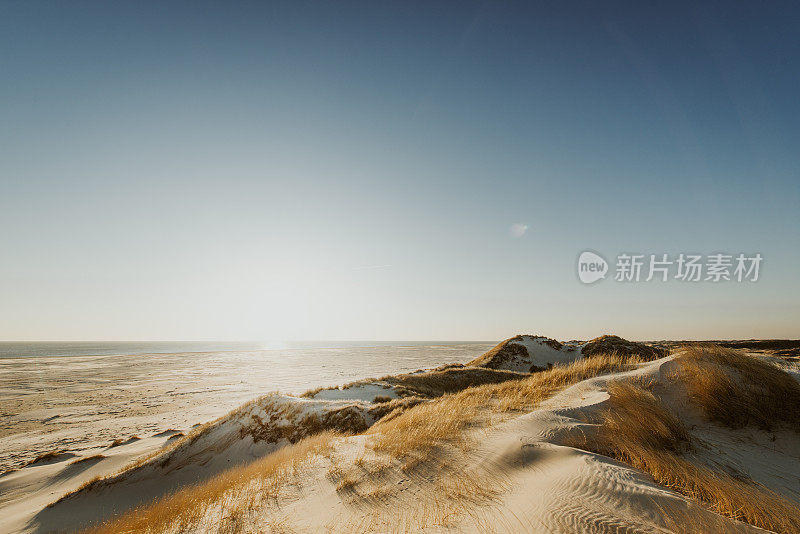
2,337,799,533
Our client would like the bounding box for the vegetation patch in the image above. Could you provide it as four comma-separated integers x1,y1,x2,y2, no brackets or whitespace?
302,365,529,400
24,449,70,466
107,435,140,448
569,374,800,532
69,455,106,466
581,335,667,361
369,353,640,461
673,344,800,431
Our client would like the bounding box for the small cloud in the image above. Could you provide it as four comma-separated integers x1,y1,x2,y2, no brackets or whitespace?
352,264,392,270
509,223,529,238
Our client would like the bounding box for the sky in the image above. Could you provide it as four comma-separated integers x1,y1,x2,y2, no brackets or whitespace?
1,1,798,341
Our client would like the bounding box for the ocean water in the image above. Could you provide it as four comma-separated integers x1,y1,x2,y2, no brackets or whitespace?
0,341,266,359
0,341,495,471
0,340,488,359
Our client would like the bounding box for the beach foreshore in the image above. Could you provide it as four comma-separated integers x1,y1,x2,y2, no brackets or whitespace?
1,336,799,533
0,343,493,474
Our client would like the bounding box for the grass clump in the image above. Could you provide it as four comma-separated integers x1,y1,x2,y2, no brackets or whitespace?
388,366,528,397
71,475,103,494
69,454,106,466
327,464,359,493
590,381,690,456
303,366,529,400
674,344,800,431
107,435,140,448
581,335,668,361
25,449,67,466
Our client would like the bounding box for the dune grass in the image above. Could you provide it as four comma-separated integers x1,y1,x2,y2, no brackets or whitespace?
589,381,691,455
370,344,800,531
107,435,140,448
368,352,641,461
385,366,530,398
574,378,800,533
580,334,668,361
24,449,67,466
673,343,800,431
84,352,641,533
86,431,338,534
343,462,511,533
75,344,800,533
69,454,106,466
302,365,529,400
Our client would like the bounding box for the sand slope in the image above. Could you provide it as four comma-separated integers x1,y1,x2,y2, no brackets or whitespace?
158,352,793,533
3,339,799,533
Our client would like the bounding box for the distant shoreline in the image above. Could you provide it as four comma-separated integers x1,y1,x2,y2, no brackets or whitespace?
0,340,497,359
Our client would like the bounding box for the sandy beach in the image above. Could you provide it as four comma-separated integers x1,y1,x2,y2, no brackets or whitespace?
2,336,799,533
0,343,492,474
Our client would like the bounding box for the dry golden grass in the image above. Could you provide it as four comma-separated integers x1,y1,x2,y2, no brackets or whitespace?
69,454,106,466
24,449,67,466
367,346,800,531
335,472,358,492
390,366,528,398
107,435,140,448
673,344,800,431
590,381,691,456
71,475,102,495
341,456,508,534
491,352,644,412
328,356,628,531
303,365,528,400
350,451,394,479
580,334,668,361
572,379,800,533
369,352,639,461
86,431,338,534
76,345,800,533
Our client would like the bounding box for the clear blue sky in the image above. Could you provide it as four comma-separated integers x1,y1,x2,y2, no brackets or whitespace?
1,1,798,341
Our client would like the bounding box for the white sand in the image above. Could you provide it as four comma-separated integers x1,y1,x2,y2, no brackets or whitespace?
0,344,493,473
3,349,799,533
506,335,584,370
245,354,796,533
